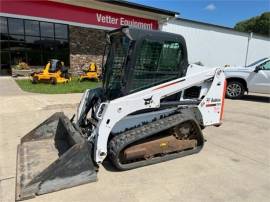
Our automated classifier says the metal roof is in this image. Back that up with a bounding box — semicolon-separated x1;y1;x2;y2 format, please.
105;0;179;16
175;18;270;38
109;26;186;42
176;18;239;32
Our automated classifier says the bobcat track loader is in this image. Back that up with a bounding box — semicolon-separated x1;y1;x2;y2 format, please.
16;27;226;201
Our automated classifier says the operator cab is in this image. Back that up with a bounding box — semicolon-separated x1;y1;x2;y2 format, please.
102;26;189;100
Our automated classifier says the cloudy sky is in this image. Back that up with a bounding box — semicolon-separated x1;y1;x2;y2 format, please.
129;0;269;27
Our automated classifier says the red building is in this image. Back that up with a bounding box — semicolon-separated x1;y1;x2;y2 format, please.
0;0;177;75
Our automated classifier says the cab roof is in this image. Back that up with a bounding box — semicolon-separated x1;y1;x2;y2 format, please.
109;26;186;43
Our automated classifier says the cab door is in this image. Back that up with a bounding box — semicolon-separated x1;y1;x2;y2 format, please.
247;60;270;94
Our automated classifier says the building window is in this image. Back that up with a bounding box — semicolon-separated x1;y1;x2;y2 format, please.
54;39;69;65
10;51;26;66
25;20;40;36
40;22;54;38
0;17;8;33
55;24;68;39
0;51;11;75
25;36;42;66
0;33;9;51
9;35;25;50
0;17;69;75
8;18;24;35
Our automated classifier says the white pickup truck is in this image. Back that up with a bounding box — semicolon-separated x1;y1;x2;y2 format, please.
224;57;270;99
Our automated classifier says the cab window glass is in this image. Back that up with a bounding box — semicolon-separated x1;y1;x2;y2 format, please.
158;42;181;71
130;40;182;92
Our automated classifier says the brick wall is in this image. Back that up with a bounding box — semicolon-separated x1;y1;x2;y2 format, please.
69;26;106;74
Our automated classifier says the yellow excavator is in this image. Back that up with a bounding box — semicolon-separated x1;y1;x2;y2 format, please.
79;62;100;81
31;59;71;84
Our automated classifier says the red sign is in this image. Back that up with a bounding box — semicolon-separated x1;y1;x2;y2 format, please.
0;0;158;30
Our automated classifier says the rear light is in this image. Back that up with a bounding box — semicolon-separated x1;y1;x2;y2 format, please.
220;80;227;121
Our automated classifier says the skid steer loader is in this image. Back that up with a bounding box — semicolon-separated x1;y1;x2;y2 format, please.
16;27;226;201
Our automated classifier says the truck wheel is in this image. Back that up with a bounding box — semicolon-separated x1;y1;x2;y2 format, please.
50;78;57;85
32;76;38;84
226;81;245;99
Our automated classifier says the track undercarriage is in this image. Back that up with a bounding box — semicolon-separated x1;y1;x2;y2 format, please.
108;110;204;170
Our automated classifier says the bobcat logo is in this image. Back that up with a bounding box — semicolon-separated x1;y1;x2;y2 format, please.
144;96;153;105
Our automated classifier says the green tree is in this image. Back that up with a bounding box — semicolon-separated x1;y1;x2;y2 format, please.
234;12;270;36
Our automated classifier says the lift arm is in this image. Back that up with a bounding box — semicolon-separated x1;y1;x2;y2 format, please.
90;67;225;163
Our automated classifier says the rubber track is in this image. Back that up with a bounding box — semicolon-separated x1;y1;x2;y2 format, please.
108;111;204;170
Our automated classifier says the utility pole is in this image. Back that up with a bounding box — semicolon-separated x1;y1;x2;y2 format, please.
245;32;253;66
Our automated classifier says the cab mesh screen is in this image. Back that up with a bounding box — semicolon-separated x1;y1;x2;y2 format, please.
105;35;129;93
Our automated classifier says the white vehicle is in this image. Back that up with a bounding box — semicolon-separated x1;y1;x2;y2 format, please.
15;27;226;201
224;57;270;99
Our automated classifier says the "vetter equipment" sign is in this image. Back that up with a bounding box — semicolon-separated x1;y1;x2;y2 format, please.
1;0;158;30
96;13;155;30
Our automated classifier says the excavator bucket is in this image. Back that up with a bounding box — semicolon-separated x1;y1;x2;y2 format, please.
15;112;97;201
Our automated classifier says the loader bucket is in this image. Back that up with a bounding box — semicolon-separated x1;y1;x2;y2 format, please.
16;112;97;201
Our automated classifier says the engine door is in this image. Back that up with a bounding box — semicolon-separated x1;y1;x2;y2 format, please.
247;60;270;94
